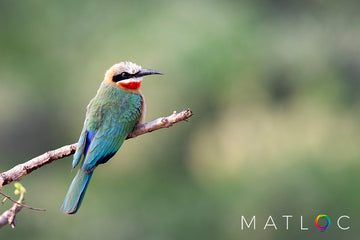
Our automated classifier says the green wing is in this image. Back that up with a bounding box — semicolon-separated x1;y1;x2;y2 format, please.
80;93;142;171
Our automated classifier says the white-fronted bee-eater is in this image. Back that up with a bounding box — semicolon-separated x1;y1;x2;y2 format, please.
61;62;163;214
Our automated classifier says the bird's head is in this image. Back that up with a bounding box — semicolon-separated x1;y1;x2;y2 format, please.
104;61;163;90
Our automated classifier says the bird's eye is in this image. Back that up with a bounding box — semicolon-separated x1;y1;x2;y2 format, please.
112;72;132;82
120;72;130;79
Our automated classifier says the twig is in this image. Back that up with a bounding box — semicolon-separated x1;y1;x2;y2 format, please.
0;109;193;190
0;183;41;229
0;192;45;211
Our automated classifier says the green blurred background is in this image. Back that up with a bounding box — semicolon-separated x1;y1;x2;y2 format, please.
1;0;360;239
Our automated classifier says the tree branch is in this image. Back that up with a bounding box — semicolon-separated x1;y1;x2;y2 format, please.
0;201;22;228
0;109;193;190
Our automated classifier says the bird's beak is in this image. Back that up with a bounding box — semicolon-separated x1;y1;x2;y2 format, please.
135;69;163;78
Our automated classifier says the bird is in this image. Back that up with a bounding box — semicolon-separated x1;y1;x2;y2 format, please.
61;61;163;214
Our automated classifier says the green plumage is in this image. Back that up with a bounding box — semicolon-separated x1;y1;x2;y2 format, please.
61;82;142;214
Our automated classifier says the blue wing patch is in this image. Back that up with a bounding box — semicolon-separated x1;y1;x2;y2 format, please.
84;130;95;155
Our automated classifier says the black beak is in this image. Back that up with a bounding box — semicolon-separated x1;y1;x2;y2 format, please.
134;69;163;78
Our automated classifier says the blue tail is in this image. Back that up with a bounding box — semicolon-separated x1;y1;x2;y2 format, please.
61;169;93;214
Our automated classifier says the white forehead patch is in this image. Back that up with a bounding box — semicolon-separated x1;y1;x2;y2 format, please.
112;61;142;75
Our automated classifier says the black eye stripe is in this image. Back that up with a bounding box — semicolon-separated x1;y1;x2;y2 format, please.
112;72;134;82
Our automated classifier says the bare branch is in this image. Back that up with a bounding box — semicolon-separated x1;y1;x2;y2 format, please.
0;109;193;190
0;144;77;190
0;201;22;228
127;109;193;138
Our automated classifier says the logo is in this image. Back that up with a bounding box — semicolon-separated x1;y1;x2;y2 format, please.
314;214;331;231
241;215;350;231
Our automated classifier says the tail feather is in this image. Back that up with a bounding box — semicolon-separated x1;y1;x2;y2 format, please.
61;169;93;214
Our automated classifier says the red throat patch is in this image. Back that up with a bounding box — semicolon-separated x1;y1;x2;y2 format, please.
117;81;142;90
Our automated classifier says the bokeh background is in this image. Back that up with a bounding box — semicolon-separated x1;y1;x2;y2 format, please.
1;0;360;239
